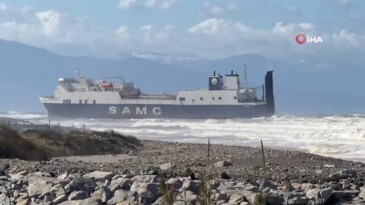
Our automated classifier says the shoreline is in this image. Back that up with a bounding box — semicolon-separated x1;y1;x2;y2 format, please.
1;121;365;204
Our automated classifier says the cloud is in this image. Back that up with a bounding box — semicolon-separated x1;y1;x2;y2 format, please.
0;2;8;11
200;2;238;17
118;0;177;10
36;10;61;37
118;0;138;9
0;4;364;63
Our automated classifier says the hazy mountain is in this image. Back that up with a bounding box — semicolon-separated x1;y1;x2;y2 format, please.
0;39;364;114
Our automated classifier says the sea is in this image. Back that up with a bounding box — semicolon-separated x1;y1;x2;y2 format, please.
1;111;365;162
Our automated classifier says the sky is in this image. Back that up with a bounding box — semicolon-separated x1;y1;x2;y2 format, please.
0;0;364;64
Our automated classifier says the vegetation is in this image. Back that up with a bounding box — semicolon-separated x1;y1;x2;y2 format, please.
0;125;141;160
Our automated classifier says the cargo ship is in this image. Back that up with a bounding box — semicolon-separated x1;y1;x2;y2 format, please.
40;70;274;119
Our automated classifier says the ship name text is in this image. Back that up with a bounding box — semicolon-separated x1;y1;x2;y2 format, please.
108;106;162;115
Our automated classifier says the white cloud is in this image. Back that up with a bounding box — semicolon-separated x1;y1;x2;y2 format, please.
0;2;8;11
273;22;314;35
0;5;364;62
118;0;138;9
36;10;61;37
118;0;177;10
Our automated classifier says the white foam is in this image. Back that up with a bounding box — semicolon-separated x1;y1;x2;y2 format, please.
2;113;365;162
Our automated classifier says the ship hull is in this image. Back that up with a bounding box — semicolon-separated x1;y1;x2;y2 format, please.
42;103;274;119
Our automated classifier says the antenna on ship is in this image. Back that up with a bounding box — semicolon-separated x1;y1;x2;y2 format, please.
244;64;248;89
74;68;81;79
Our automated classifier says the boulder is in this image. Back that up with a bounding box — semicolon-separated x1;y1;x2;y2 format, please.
59;198;102;205
109;178;131;192
333;190;360;201
131;175;158;183
68;191;89;201
259;179;277;191
65;178;97;194
166;178;183;190
0;194;10;205
265;192;285;205
359;189;365;199
228;194;246;204
159;163;173;170
180;180;200;194
53;194;68;204
306;187;333;204
27;177;53;197
83;171;115;182
108;190;131;204
50;184;66;199
214;160;233;168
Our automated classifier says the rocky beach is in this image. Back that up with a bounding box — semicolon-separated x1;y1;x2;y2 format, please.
1;119;365;205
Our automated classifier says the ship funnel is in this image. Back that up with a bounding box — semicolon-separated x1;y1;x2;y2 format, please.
265;71;274;113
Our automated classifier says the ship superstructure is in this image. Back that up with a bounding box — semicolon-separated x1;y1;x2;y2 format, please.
40;70;274;118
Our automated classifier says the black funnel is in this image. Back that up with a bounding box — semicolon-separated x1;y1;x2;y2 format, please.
265;71;274;113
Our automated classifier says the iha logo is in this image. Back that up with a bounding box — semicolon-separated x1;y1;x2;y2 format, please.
295;33;323;45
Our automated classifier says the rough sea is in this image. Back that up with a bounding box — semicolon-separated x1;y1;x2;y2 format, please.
1;111;365;162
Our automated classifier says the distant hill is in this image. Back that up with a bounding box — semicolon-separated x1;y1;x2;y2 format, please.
0;39;364;114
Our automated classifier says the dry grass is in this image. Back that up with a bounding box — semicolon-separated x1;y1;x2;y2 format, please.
0;126;141;160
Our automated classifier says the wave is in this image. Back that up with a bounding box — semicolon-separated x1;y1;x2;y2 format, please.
1;112;365;162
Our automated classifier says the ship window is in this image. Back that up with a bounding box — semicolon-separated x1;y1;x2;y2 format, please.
218;97;222;100
212;97;215;100
63;100;65;104
79;100;82;104
85;100;88;104
192;99;195;102
234;96;237;99
200;97;203;101
93;100;96;104
179;97;185;101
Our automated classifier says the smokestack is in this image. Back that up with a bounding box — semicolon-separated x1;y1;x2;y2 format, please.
265;71;274;113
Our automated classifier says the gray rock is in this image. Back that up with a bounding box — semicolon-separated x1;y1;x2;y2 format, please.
242;191;259;205
287;196;308;205
53;194;68;204
300;183;314;192
0;194;11;205
50;184;66;199
83;171;115;182
175;190;198;205
57;172;69;180
0;185;7;194
166;178;183;190
137;190;157;205
265;192;284;205
101;187;112;203
68;191;89;201
306;187;333;204
215;193;228;201
159;163;173;170
109;178;131;192
340;170;358;178
180;180;200;194
359;189;365;199
59;198;102;205
333;190;360;201
64;178;97;194
214;160;233;168
259;179;277;191
108;190;130;204
228;194;246;204
217;181;235;192
27;177;53;197
131;175;158;183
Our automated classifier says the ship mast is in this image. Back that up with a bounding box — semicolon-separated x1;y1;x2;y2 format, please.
244;64;248;89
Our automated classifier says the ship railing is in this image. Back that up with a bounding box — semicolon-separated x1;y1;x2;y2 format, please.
120;95;176;100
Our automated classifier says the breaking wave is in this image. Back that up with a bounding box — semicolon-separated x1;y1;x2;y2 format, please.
2;113;365;162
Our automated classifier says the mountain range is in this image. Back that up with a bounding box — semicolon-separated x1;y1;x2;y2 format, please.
0;39;364;114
